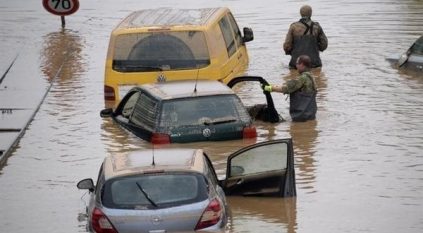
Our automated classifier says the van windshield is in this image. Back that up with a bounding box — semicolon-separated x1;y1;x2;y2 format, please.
112;31;210;72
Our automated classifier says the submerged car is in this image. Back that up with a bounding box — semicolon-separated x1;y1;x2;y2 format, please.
77;139;296;233
104;7;254;102
386;35;423;71
100;79;257;144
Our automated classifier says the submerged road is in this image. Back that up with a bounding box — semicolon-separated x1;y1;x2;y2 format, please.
0;0;422;233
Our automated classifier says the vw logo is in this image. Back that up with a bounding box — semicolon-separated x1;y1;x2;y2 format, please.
150;215;162;225
157;73;166;82
202;128;212;137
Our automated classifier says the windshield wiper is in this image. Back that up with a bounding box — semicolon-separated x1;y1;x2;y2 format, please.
135;182;158;207
203;117;237;125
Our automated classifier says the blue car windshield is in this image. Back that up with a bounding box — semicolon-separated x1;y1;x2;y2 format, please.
158;95;251;129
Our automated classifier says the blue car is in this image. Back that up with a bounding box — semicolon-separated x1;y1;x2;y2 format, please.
100;77;283;144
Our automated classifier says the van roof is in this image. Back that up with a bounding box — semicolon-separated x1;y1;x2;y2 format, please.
139;80;235;100
115;8;227;30
103;148;206;180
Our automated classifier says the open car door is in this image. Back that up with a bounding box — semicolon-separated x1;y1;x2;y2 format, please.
222;139;296;197
227;76;281;123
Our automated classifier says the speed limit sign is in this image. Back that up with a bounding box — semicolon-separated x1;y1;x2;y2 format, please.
43;0;79;16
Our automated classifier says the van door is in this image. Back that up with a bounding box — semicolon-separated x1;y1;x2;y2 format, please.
222;139;296;197
218;13;249;81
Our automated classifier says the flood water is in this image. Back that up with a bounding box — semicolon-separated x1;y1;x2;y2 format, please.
0;0;422;232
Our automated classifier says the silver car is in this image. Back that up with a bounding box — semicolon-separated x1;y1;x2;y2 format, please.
386;35;423;71
77;139;296;233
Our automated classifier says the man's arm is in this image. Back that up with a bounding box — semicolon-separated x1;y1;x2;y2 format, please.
267;78;304;94
281;79;305;94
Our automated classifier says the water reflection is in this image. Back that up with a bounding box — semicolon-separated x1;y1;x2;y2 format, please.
227;196;297;233
100;118;147;155
289;120;318;193
40;28;85;82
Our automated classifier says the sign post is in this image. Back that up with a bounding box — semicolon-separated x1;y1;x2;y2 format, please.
42;0;80;28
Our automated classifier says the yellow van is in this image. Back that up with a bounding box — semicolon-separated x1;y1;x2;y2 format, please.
104;7;254;102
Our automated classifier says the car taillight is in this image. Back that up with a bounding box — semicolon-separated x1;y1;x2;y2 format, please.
243;126;257;138
151;133;170;144
195;199;222;230
91;208;118;233
104;85;115;101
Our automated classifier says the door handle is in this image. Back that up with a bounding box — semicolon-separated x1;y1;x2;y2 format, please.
236;179;244;185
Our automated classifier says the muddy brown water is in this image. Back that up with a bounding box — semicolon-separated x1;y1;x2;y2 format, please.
0;0;422;232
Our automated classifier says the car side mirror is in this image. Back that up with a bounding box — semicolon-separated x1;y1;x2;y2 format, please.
242;27;254;43
77;178;95;192
100;108;113;118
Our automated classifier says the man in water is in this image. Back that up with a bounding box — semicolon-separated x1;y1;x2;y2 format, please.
283;5;328;69
263;55;317;122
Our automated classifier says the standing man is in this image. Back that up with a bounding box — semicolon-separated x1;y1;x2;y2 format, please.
283;5;328;69
263;55;317;122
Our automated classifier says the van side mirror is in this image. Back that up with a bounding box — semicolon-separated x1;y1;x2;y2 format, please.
77;178;95;192
242;27;254;43
100;108;114;118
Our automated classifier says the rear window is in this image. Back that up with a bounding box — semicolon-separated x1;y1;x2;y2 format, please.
158;95;251;130
112;31;210;72
102;173;208;209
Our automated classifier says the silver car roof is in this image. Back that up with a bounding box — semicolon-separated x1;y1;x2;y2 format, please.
103;148;206;180
140;80;235;100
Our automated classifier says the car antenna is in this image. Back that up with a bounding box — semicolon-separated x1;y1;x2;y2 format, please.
152;145;156;166
193;67;200;93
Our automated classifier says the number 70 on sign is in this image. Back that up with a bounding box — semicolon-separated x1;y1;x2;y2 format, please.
42;0;79;16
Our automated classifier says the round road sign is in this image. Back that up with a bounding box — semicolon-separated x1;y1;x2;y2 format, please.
43;0;79;16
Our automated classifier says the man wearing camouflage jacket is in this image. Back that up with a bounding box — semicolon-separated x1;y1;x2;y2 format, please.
263;55;317;122
283;5;328;69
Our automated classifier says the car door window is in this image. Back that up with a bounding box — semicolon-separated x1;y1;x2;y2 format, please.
224;139;296;197
227;13;243;49
130;93;159;130
120;91;140;119
229;143;287;177
411;36;423;55
202;152;219;185
95;164;105;199
219;15;236;57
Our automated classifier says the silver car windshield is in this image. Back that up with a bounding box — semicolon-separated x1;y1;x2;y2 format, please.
112;31;210;72
102;173;208;209
158;95;251;129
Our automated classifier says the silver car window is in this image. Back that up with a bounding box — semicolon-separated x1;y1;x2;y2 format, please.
102;173;208;209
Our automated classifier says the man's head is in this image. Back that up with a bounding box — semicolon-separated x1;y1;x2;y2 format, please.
300;5;312;18
296;55;311;72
